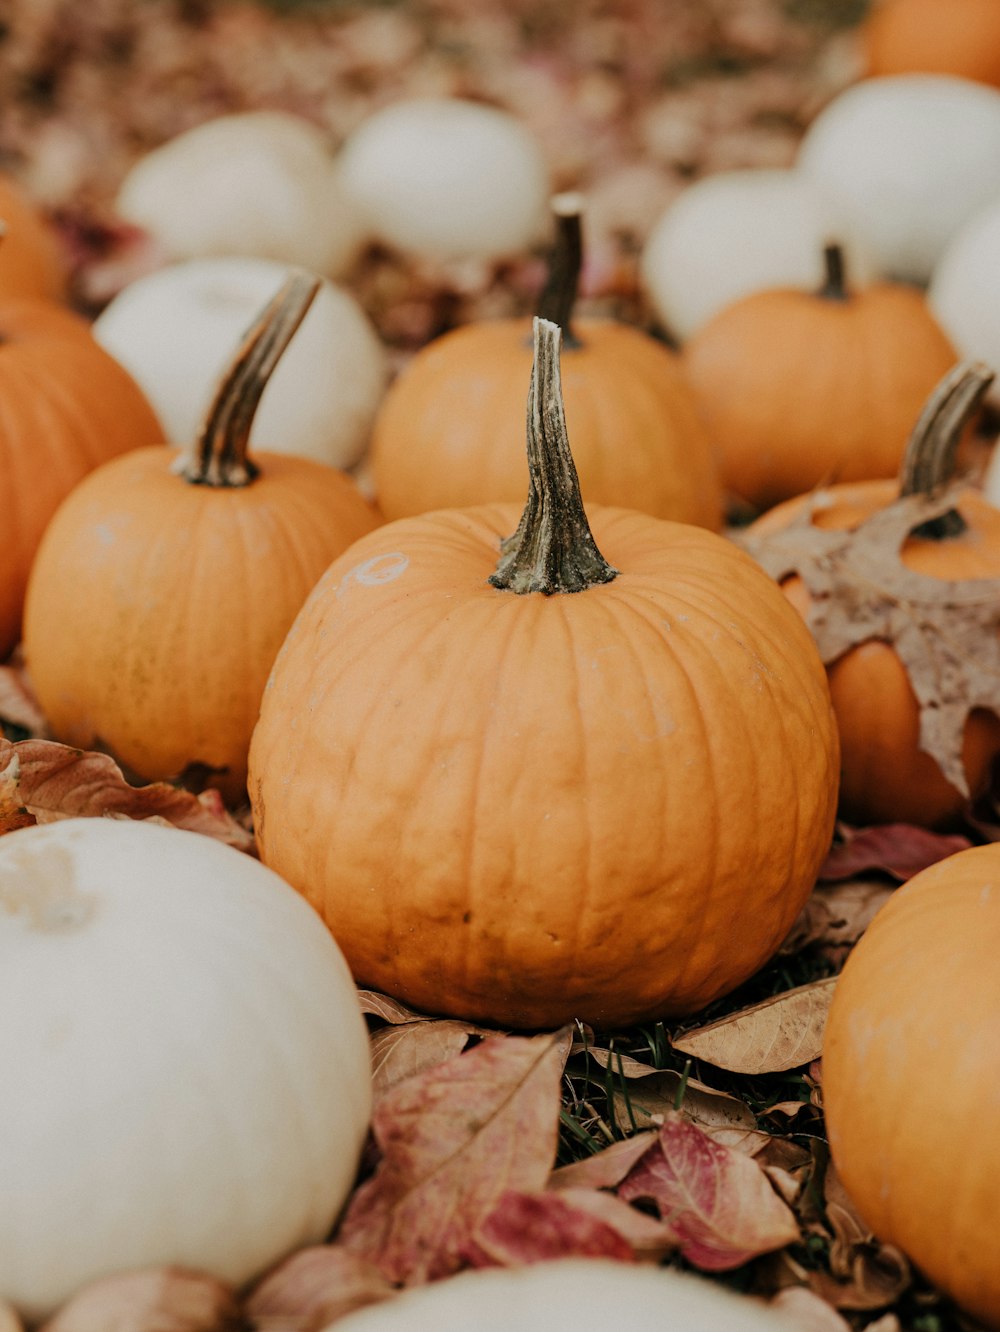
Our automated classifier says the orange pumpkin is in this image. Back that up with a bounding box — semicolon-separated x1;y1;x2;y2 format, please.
248;317;838;1029
0;299;163;660
24;273;379;802
371;195;721;530
745;363;1000;828
864;0;1000;87
0;175;67;302
823;842;1000;1329
682;246;958;514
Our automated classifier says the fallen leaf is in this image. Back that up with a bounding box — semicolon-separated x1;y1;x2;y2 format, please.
357;990;441;1024
781;879;895;955
819;823;970;882
371;1021;479;1095
575;1048;755;1136
805;1162;912;1311
549;1131;658;1190
770;1286;852;1331
548;1186;679;1260
461;1188;635;1268
244;1246;393;1331
0;662;48;737
39;1268;237;1331
672;977;837;1074
337;1030;570;1284
617;1113;800;1270
0;752;34;835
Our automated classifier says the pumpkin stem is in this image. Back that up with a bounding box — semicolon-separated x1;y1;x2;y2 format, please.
177;270;321;487
490;317;618;595
898;361;994;539
818;244;849;302
535;192;584;348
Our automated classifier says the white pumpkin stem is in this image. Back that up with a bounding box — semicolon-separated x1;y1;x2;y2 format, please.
490;317;618;595
818;243;849;302
899;361;994;539
535;192;584;347
179;270;320;487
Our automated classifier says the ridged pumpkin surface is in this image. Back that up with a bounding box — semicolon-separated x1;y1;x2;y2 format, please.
823;844;1000;1328
371;318;722;529
249;505;838;1029
0;299;163;659
751;479;1000;827
0;176;66;302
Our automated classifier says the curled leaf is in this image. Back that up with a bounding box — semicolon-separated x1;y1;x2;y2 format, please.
819;823;970;882
38;1268;237;1331
549;1132;658;1191
461;1188;635;1268
671;977;837;1074
781;879;894;956
0;662;48;737
371;1020;480;1095
244;1246;393;1331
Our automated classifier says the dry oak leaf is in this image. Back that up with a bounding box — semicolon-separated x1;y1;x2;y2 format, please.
740;487;1000;796
38;1267;238;1331
617;1112;800;1271
671;976;837;1075
460;1188;635;1268
336;1029;571;1285
243;1246;393;1331
819;822;971;883
0;739;254;852
780;878;895;956
0;662;48;737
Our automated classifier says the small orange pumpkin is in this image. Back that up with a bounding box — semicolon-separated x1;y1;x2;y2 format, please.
0;299;163;660
863;0;1000;88
682;246;959;514
371;195;721;530
24;273;379;802
0;175;67;302
248;317;838;1029
745;363;1000;828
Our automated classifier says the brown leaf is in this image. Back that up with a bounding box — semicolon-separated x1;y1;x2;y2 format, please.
461;1188;636;1268
672;977;837;1074
740;487;1000;796
549;1132;658;1191
577;1048;755;1136
357;990;441;1024
617;1113;800;1270
371;1021;479;1095
0;751;34;835
337;1030;570;1284
0;662;48;737
781;879;895;956
549;1187;679;1260
244;1246;393;1331
819;823;971;882
770;1287;852;1331
806;1163;912;1311
39;1268;238;1331
0;739;254;851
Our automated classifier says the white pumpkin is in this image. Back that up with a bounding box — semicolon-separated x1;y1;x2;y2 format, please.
93;256;387;469
334;1260;795;1331
640;168;878;342
115;111;367;278
338;97;550;261
797;74;1000;283
929;196;1000;414
0;817;372;1321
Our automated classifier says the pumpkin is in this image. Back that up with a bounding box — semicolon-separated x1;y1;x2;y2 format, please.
682;245;958;512
335;1259;793;1331
929;196;1000;415
93;255;387;469
797;74;1000;283
248;317;838;1030
863;0;1000;87
639;168;878;343
0;174;66;302
0;816;372;1321
338;96;550;261
745;363;1000;828
114;110;367;278
371;195;722;528
24;272;379;803
0;298;163;661
823;842;1000;1329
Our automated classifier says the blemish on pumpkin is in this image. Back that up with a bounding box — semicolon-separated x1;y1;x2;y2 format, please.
462;911;472;923
0;842;97;933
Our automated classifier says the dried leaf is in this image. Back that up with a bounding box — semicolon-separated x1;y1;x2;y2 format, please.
357;990;440;1024
549;1186;679;1260
781;879;894;955
337;1030;570;1284
371;1021;479;1095
671;977;837;1074
617;1113;800;1270
549;1132;658;1190
0;663;48;737
0;752;34;835
244;1246;393;1331
740;487;1000;796
576;1047;755;1137
461;1188;636;1268
819;823;971;882
770;1287;852;1331
39;1268;238;1331
807;1163;912;1311
0;739;254;851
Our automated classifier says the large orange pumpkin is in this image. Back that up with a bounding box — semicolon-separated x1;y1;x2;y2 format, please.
0;299;163;660
248;318;838;1030
682;246;958;513
0;175;67;301
745;362;1000;828
370;196;721;530
863;0;1000;87
24;273;379;802
823;842;1000;1329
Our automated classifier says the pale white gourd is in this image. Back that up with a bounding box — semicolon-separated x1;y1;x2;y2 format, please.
0;818;372;1321
93;256;387;468
640;168;878;342
115;111;367;278
338;97;550;261
929;196;1000;415
797;74;1000;283
335;1260;796;1331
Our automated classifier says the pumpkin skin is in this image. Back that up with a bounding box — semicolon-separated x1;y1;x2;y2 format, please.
823;843;1000;1329
0;175;66;302
0;299;163;660
0;817;372;1321
683;267;958;512
750;479;1000;827
372;317;722;528
864;0;1000;88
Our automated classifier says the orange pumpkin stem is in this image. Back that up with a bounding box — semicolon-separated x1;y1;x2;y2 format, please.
178;270;321;488
818;243;849;302
899;360;994;538
535;192;584;347
490;316;618;595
